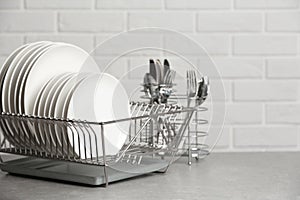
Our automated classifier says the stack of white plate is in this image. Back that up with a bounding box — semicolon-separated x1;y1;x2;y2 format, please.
0;41;130;158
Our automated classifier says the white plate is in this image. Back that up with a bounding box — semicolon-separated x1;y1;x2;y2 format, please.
2;42;47;114
66;73;130;158
30;75;58;147
34;73;72;117
0;43;29;146
48;73;76;119
43;73;74;118
45;73;74;149
18;43;61;114
24;43;100;115
13;42;54;114
33;76;60;117
31;74;61;148
0;43;29;112
1;42;47;148
6;42;51;148
36;73;73;148
7;42;51;114
50;73;89;155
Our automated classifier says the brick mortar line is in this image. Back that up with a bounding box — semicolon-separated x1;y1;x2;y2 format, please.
298;36;300;55
125;11;129;31
262;103;266;125
228;127;233;150
92;0;96;10
193;12;197;34
54;11;58;33
20;0;25;10
162;0;166;10
234;8;300;11
231;0;235;10
230;35;234;56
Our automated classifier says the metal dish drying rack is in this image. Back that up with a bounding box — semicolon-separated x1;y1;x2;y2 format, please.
0;95;208;187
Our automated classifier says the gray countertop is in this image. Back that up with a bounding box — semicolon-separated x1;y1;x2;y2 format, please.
0;152;299;200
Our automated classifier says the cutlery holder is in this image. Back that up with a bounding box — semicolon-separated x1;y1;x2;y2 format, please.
0;101;208;186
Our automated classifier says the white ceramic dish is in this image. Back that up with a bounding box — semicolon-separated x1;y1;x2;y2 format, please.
1;42;47;148
66;73;130;158
18;43;61;114
43;73;74;118
45;73;74;148
0;44;29;111
6;42;53;149
2;42;43;113
56;73;89;120
30;75;58;146
48;73;76;119
0;43;29;146
8;42;51;114
33;76;59;117
24;43;100;115
13;42;54;114
50;73;89;155
36;73;73;147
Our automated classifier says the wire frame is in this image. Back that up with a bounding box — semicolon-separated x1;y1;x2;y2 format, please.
0;102;208;166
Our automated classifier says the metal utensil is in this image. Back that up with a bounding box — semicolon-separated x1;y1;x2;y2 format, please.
144;73;155;98
197;77;204;98
149;59;157;81
148;74;159;103
163;70;176;85
163;69;171;84
187;70;197;107
169;70;176;84
202;76;209;98
156;59;163;84
163;59;170;81
196;76;209;105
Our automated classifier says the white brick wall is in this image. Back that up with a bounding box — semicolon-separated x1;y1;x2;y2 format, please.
234;127;298;148
186;35;230;55
266;12;300;32
0;35;24;55
25;34;94;52
197;12;263;32
266;104;300;124
0;0;22;9
213;58;264;78
165;0;231;10
233;35;298;55
129;12;195;32
25;0;93;9
58;12;125;32
0;0;299;152
97;0;164;9
0;11;55;32
235;0;299;9
267;58;300;78
234;80;298;101
226;103;263;124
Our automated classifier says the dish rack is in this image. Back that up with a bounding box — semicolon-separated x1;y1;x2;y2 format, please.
0;100;208;186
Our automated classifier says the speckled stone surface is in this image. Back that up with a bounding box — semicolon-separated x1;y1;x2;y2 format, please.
0;152;299;200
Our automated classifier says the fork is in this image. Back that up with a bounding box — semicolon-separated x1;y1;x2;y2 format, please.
163;69;176;85
187;70;197;107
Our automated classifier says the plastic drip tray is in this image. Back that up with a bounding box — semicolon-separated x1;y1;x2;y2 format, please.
0;157;169;186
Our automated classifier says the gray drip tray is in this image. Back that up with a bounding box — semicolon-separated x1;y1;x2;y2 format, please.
0;157;169;186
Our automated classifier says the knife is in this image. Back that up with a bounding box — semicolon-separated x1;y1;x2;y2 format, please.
149;59;157;81
156;59;163;84
163;59;170;83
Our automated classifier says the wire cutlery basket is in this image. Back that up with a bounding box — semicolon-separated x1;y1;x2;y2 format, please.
0;101;208;186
